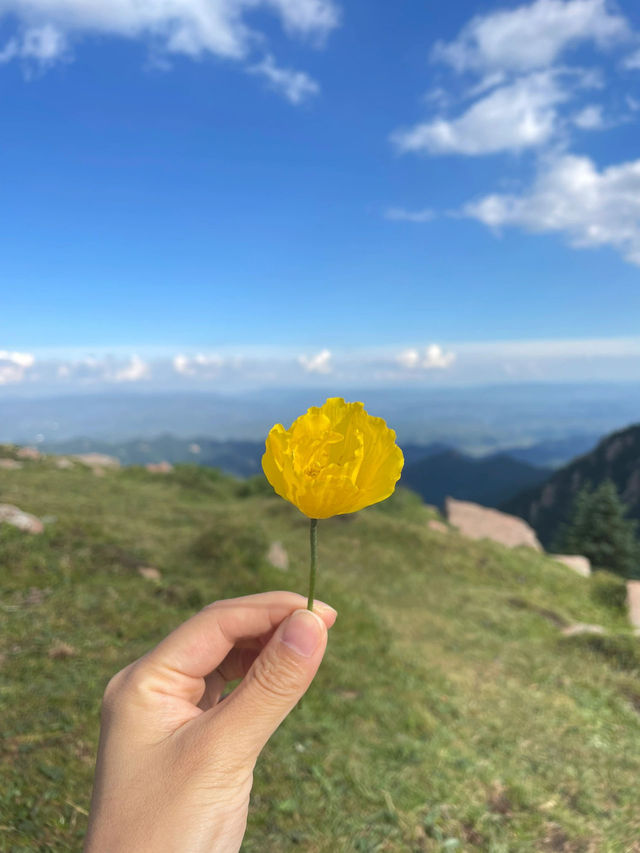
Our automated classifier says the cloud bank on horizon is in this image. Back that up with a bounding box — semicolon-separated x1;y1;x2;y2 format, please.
2;339;640;393
391;0;640;266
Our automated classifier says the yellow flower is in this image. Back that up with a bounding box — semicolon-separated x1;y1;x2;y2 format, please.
262;397;404;519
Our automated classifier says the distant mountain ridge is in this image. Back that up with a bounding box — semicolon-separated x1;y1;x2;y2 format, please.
42;435;265;478
503;424;640;548
401;449;549;509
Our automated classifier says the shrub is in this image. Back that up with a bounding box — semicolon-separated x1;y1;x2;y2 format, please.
236;474;277;499
555;480;640;579
590;570;628;612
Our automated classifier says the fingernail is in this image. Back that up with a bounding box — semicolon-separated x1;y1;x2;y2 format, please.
313;600;338;618
281;609;324;657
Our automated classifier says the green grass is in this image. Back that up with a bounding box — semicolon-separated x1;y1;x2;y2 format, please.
1;459;640;851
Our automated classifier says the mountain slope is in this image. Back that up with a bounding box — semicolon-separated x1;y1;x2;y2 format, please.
401;449;549;508
503;423;640;548
1;453;639;849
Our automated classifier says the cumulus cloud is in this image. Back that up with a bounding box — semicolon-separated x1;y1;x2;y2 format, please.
432;0;629;74
385;207;435;223
393;71;569;156
0;350;35;384
0;0;338;99
298;348;332;374
173;353;225;377
392;0;631;159
464;153;640;265
623;48;640;70
397;345;456;370
572;104;604;128
113;354;150;382
248;54;319;103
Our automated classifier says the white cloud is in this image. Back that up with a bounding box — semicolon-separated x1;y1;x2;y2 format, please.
298;348;332;373
0;23;66;64
397;345;456;370
248;54;319;104
0;0;338;96
0;350;35;384
173;353;224;376
393;71;568;156
623;48;640;70
464;153;640;265
572;104;604;128
385;207;435;223
433;0;629;74
113;354;149;382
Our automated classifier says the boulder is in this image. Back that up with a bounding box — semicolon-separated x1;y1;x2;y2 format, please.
146;461;174;473
267;541;289;571
446;498;542;551
16;446;41;460
550;555;591;577
73;453;120;469
138;566;162;581
0;459;23;470
627;581;640;629
428;519;449;534
55;458;74;470
561;623;605;637
0;504;44;534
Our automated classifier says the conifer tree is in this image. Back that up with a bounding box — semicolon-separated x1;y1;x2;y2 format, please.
557;480;640;579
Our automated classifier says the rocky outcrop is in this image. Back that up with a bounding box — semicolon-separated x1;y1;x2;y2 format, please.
146;461;174;473
0;504;44;534
627;581;640;629
550;555;591;577
446;498;542;551
428;519;449;534
16;447;41;460
267;541;289;571
0;459;23;470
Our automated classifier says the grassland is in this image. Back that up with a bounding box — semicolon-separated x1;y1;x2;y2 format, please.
1;452;640;851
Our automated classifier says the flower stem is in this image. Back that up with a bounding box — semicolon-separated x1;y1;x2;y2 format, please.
307;518;318;611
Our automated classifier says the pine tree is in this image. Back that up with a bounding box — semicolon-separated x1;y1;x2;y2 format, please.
557;480;640;579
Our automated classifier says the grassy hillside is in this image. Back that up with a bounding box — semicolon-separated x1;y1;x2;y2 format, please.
2;453;640;851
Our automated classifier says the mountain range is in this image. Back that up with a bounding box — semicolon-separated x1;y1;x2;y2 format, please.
503;424;640;548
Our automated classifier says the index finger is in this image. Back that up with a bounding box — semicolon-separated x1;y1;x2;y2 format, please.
143;591;337;679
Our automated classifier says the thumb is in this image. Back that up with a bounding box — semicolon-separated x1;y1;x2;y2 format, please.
213;608;329;761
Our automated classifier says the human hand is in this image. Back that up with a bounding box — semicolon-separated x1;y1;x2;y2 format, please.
84;591;337;853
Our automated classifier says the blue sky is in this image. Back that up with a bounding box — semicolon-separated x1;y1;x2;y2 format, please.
1;0;640;391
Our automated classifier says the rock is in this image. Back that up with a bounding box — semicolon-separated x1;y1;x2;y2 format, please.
73;453;120;469
627;581;640;629
138;566;162;581
428;519;449;534
561;623;606;636
0;504;44;534
16;446;41;460
446;498;543;551
48;641;76;659
267;541;289;571
550;555;591;577
189;443;201;454
24;587;49;605
0;459;23;470
146;461;174;473
55;458;74;469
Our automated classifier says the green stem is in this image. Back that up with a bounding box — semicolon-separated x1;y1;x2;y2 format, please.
307;518;318;611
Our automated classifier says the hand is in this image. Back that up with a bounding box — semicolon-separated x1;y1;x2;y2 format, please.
84;591;337;853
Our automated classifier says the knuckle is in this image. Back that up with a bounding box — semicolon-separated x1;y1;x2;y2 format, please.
101;662;136;711
250;651;304;702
